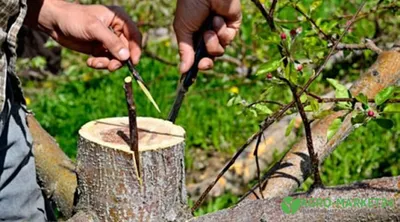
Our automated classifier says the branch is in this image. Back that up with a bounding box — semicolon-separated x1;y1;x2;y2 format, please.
242;49;400;200
293;5;332;42
191;176;400;222
251;0;275;31
336;39;383;54
27;114;77;218
287;82;322;187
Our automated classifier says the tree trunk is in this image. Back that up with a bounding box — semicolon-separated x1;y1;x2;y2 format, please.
74;117;190;222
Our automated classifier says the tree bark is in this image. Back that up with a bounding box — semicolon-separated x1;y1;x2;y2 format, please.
193;176;400;222
74;117;190;222
28;114;77;218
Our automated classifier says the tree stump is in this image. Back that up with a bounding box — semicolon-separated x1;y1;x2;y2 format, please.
75;117;190;222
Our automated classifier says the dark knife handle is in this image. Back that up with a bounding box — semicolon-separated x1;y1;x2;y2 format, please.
181;16;214;89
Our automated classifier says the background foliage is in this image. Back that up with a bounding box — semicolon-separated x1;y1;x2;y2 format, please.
20;0;400;215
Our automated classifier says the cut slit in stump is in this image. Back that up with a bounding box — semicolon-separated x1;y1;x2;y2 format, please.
76;117;190;221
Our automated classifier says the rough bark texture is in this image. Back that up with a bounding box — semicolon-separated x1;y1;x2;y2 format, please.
193;176;400;222
74;117;190;222
244;50;400;199
27;114;77;218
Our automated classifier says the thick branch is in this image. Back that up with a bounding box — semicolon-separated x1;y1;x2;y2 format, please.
28;114;77;218
192;176;400;222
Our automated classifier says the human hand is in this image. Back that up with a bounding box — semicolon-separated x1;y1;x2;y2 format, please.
173;0;241;73
27;1;141;71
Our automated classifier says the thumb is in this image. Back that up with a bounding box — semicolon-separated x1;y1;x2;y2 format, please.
88;21;130;61
177;32;195;74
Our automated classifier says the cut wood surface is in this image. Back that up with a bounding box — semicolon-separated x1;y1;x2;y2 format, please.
74;117;190;222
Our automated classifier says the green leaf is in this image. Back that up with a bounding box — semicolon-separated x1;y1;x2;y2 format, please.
300;94;308;103
227;96;242;106
355;93;368;106
285;118;296;137
383;104;400;113
253;104;273;115
327;118;342;141
351;113;366;125
374;86;395;105
313;109;335;119
304;105;313;111
310;0;322;12
310;98;320;112
374;118;394;129
327;78;351;109
256;60;282;75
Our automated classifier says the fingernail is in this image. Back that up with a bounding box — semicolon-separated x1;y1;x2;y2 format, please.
118;48;130;60
179;61;186;73
112;63;122;70
96;63;104;68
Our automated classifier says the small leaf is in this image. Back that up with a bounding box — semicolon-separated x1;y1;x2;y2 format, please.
300;94;308;103
304;105;313;111
313;109;335;119
327;118;342;141
253;104;273;114
285;118;296;137
310;98;320;112
310;0;322;12
327;78;351;109
355;93;368;106
227;96;242;106
351;113;366;125
374;118;394;129
383;104;400;113
375;86;395;105
256;60;282;75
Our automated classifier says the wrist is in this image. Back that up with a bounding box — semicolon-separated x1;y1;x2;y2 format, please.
25;0;66;34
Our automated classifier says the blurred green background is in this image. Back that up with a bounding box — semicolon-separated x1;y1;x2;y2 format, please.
19;0;400;216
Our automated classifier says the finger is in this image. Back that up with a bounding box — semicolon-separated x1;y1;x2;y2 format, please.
198;57;214;70
212;0;242;29
87;20;130;61
204;30;224;56
176;30;195;74
86;57;111;69
120;14;142;65
108;59;123;71
213;16;236;47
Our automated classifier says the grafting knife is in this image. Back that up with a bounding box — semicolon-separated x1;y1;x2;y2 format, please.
126;60;161;113
168;17;213;123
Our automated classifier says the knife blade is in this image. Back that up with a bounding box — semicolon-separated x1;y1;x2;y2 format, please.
168;16;213;123
126;60;161;113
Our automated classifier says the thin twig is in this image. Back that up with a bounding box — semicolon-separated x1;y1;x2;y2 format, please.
124;76;141;179
254;132;265;199
251;0;275;31
301;1;366;94
336;39;383;54
269;0;278;19
286;79;322;187
247;100;284;108
293;4;333;42
318;98;400;103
